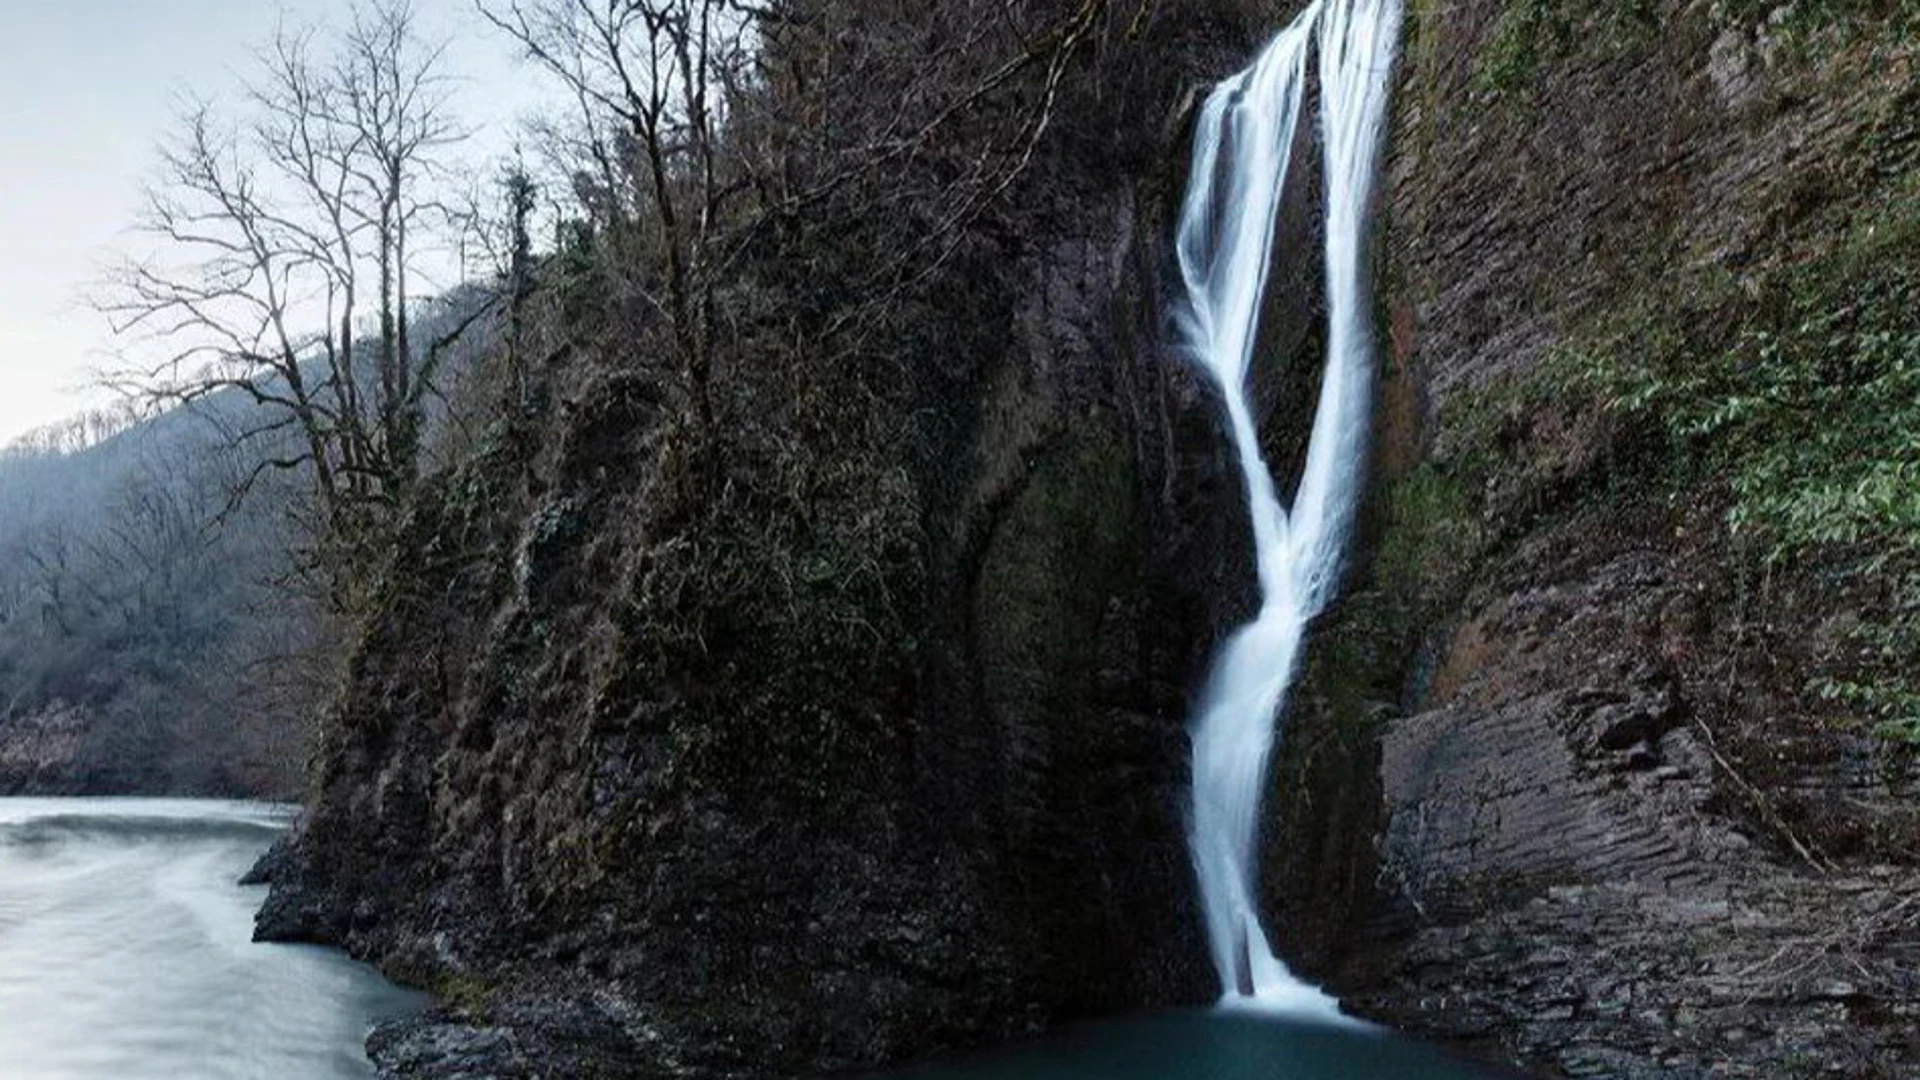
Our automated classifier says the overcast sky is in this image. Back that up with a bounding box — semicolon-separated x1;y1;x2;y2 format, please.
0;0;550;447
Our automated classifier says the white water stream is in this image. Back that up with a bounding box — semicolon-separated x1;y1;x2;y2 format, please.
1175;0;1402;1015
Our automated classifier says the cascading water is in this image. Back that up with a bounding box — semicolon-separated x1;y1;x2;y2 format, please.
1175;0;1402;1015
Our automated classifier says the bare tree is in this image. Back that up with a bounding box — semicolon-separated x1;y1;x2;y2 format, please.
98;0;471;597
481;0;1119;369
19;521;83;639
335;2;469;481
480;0;769;433
0;401;155;462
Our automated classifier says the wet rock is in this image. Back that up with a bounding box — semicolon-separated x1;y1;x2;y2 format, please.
237;835;293;887
1313;1;1920;1073
1594;704;1661;751
1623;740;1661;771
366;1018;521;1080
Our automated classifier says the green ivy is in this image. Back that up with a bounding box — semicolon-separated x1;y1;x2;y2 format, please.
1574;190;1920;742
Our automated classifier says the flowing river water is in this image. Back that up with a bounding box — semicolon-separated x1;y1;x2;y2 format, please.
0;798;424;1079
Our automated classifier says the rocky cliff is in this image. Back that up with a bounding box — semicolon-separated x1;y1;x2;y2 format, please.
1288;2;1920;1076
257;1;1920;1077
257;3;1291;1075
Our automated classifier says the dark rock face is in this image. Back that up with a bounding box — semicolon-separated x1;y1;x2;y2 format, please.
257;4;1317;1077
1280;3;1920;1076
1337;509;1920;1077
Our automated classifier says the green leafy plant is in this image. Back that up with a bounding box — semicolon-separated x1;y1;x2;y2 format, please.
1712;0;1920;41
1574;192;1920;741
1473;0;1658;99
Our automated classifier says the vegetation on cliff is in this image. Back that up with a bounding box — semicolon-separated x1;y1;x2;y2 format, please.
1574;178;1920;743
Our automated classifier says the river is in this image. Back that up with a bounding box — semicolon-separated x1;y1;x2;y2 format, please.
0;798;424;1079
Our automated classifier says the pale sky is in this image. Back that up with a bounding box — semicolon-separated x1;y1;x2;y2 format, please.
0;0;551;447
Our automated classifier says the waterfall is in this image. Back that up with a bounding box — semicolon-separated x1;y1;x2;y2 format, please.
1174;0;1402;1015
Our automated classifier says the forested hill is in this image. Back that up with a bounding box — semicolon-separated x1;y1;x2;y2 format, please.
0;396;312;795
0;291;493;798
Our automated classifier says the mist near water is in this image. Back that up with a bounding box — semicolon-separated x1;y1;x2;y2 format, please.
0;799;424;1079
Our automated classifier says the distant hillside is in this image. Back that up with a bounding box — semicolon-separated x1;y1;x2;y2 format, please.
0;389;316;795
0;292;494;797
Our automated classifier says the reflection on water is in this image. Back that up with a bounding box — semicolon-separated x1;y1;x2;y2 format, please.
865;1010;1527;1080
0;798;425;1079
